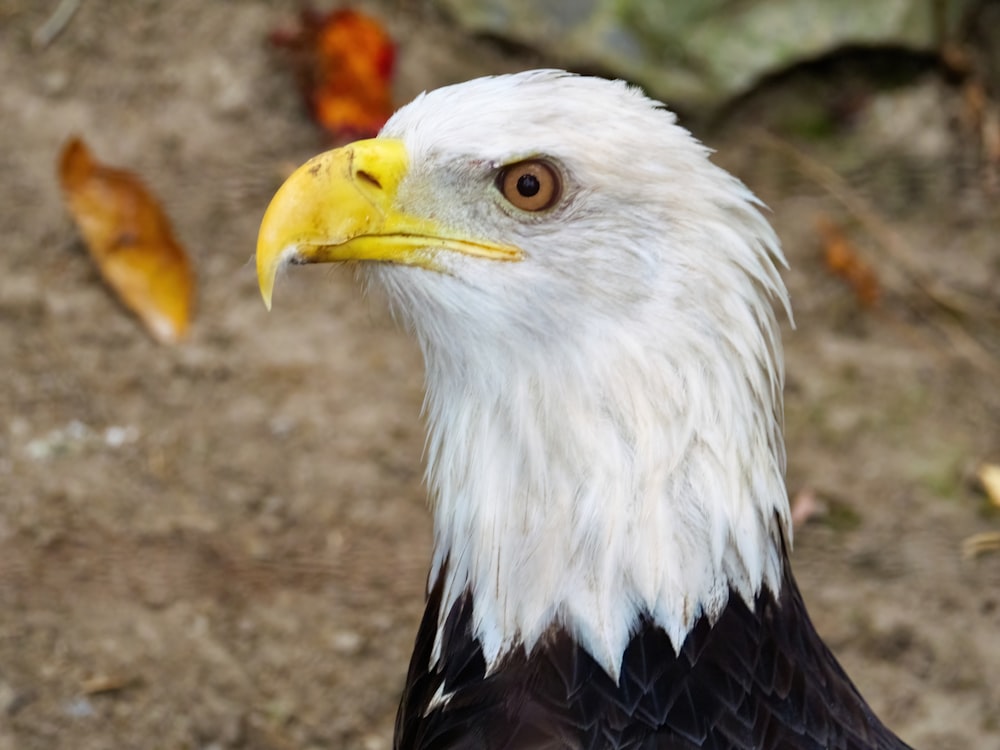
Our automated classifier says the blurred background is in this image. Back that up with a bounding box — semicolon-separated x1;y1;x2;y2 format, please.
1;1;998;748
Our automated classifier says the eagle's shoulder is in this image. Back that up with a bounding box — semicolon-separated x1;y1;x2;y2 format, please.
395;559;911;750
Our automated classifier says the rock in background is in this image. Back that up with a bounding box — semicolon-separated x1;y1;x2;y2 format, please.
435;0;978;109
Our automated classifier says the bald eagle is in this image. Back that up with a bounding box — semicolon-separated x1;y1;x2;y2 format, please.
256;71;912;750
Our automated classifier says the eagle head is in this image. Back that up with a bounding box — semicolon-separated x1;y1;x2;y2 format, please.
257;70;792;678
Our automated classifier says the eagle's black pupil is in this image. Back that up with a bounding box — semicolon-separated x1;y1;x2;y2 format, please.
517;173;541;197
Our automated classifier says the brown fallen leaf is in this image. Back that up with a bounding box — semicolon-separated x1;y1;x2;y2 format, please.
58;137;194;344
816;215;880;308
270;7;395;141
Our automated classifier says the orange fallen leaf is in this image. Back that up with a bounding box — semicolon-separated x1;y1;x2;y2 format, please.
58;137;194;344
817;215;880;308
271;7;395;141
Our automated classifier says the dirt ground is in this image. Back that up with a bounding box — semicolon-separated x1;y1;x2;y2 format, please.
1;2;999;749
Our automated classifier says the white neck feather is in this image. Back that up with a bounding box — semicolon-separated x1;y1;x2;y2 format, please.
422;320;787;679
375;209;790;680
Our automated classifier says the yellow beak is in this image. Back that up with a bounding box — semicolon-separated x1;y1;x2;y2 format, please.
256;138;522;309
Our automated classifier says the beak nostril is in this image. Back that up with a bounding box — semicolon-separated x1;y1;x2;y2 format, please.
356;170;382;190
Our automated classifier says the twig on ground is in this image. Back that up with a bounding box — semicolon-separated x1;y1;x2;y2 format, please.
962;531;1000;559
33;0;81;50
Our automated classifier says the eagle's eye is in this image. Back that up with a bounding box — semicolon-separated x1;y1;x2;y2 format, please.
498;160;561;212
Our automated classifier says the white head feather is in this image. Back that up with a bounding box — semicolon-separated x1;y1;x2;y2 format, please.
368;71;792;679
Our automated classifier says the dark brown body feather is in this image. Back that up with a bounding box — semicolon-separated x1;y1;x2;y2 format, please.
395;555;911;750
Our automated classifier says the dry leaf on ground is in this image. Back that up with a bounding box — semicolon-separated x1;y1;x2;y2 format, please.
977;463;1000;508
817;215;880;308
58;137;195;344
961;464;1000;559
270;7;395;141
